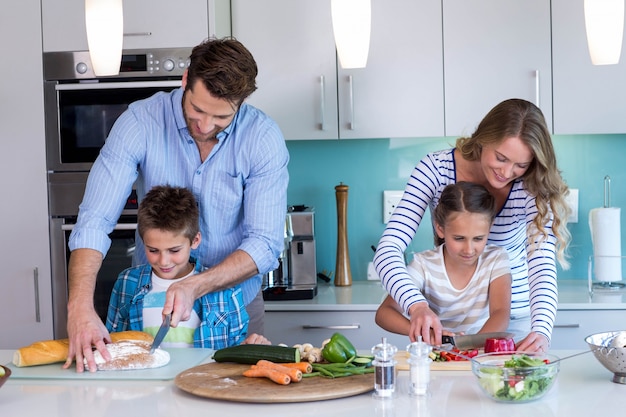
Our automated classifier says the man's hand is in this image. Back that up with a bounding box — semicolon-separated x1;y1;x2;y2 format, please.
515;332;550;352
408;302;443;345
64;306;111;373
163;274;200;327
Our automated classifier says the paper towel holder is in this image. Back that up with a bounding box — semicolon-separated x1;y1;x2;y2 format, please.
588;255;626;296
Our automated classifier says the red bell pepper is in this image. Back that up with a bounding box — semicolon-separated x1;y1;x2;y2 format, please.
484;337;515;353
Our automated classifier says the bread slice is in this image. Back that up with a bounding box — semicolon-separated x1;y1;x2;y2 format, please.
12;330;154;367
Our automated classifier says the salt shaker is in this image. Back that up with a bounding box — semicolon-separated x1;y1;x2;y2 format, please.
406;336;432;396
371;337;398;398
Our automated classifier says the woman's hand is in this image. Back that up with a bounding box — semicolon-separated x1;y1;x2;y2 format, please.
515;332;550;352
408;302;443;345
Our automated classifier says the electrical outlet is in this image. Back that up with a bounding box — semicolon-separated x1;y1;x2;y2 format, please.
565;189;578;223
383;190;403;224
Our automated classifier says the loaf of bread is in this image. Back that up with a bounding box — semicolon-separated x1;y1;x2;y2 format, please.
12;330;154;367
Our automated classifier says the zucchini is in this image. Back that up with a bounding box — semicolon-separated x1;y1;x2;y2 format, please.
212;344;300;364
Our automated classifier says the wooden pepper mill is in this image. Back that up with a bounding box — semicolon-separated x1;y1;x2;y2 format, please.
334;182;352;286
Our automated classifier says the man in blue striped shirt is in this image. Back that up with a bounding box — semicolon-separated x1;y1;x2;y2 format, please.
65;38;289;372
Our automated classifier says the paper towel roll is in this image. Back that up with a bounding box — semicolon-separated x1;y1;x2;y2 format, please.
589;207;622;282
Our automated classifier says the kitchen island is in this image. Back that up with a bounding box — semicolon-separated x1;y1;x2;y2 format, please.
1;349;625;416
264;280;626;349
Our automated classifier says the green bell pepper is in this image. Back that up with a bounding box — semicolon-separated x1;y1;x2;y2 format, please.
322;333;357;363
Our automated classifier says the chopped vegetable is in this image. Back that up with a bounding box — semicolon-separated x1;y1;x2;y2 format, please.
484;337;515;353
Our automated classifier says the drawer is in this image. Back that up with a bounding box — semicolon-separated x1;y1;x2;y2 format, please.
552;310;626;349
264;310;410;350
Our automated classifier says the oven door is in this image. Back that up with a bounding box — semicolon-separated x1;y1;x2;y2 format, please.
44;79;181;172
50;219;137;339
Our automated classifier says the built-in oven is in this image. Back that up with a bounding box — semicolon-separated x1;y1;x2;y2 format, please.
44;48;191;338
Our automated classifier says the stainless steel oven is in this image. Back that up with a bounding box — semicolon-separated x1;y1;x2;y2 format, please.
44;48;191;338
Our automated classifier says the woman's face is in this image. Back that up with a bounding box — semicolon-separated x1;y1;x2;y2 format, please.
480;136;533;190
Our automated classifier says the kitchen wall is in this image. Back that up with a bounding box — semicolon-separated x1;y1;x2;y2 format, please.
286;134;626;282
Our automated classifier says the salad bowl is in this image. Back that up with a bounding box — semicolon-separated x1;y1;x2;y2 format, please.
471;352;559;403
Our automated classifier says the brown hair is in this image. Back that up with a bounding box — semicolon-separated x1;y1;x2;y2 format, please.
433;182;497;246
137;185;199;242
455;98;571;269
185;37;258;107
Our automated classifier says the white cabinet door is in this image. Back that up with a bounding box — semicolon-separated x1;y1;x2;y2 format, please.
232;0;444;140
0;1;54;348
552;0;626;134
443;0;552;137
42;0;213;52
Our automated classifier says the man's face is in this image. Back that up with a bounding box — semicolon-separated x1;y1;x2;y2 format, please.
182;79;237;143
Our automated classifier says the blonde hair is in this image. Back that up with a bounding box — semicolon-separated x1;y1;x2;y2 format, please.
456;98;571;269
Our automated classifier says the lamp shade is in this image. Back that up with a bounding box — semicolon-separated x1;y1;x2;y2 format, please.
584;0;625;65
85;0;124;76
331;0;371;69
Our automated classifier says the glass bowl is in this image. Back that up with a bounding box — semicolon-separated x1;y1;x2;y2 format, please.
471;352;559;403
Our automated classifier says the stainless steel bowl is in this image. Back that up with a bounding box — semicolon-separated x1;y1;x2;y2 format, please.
585;331;626;384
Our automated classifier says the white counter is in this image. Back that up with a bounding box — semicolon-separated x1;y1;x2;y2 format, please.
265;279;626;311
2;349;625;416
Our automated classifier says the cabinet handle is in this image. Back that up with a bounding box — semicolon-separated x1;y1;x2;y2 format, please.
319;75;326;131
534;69;540;108
348;75;355;130
33;267;41;323
123;32;152;37
302;324;360;330
554;324;580;328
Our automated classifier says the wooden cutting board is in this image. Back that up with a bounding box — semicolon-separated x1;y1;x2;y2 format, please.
395;351;472;371
175;362;374;403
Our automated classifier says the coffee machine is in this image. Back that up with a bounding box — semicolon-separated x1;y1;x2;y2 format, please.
263;206;317;300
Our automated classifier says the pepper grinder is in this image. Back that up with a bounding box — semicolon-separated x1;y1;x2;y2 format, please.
334;183;352;286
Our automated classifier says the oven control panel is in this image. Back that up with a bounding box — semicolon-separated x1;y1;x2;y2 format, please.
44;48;192;81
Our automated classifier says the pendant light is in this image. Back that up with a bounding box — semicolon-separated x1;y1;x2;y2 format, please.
584;0;625;65
85;0;124;76
331;0;372;69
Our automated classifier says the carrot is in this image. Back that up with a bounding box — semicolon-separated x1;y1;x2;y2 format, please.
251;363;302;382
276;361;313;374
243;367;291;385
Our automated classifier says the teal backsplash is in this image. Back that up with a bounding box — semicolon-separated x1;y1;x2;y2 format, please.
286;135;626;282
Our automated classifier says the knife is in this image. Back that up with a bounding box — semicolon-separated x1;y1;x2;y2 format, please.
441;331;514;350
149;313;171;354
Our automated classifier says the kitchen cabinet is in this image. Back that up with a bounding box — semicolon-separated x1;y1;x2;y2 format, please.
551;309;626;350
264;311;409;350
231;0;444;140
552;0;626;134
41;0;231;52
0;0;54;348
442;0;553;136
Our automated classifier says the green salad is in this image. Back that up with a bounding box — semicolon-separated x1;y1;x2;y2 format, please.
478;354;556;402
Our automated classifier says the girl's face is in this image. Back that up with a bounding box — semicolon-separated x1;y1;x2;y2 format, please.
143;229;201;279
436;211;492;267
480;136;533;189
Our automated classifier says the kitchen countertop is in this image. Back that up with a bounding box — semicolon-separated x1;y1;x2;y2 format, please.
2;348;625;416
265;279;626;311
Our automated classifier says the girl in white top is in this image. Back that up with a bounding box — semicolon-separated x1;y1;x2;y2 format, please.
375;182;512;338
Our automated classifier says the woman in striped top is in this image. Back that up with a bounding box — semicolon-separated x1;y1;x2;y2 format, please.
374;98;571;353
375;182;512;338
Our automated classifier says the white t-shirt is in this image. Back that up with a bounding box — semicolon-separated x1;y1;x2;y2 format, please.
407;244;510;334
142;271;201;348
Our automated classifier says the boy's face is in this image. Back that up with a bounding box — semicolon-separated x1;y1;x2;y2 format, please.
142;229;201;279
